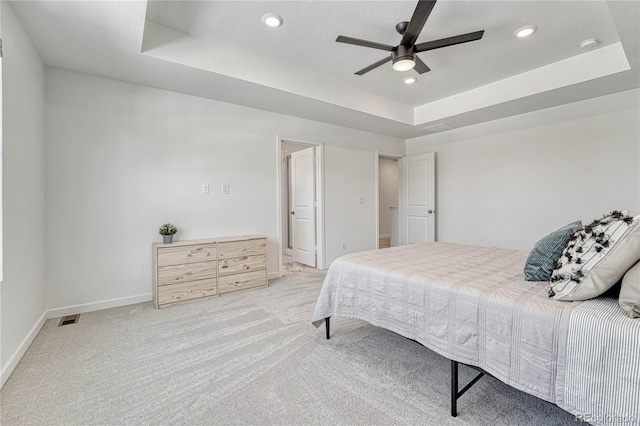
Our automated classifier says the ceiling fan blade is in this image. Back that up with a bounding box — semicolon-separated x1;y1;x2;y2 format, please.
355;56;392;75
401;0;437;47
415;30;485;52
414;56;431;74
336;36;394;51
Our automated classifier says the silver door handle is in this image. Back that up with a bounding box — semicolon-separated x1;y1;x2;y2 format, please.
290;211;295;215
428;210;434;214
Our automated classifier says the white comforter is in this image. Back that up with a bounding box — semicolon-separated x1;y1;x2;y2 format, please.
312;242;639;425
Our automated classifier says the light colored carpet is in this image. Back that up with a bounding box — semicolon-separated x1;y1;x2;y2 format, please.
1;270;576;426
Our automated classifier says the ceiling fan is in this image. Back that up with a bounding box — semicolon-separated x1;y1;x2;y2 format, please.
336;0;485;75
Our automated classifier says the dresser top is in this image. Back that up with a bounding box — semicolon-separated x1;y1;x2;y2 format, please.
153;235;266;248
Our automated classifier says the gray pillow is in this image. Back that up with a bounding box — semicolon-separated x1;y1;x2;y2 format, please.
524;221;582;281
620;261;640;318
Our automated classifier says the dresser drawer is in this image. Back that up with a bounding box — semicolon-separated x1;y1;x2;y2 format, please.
218;270;267;294
218;239;266;259
157;278;217;307
157;244;217;267
219;254;266;277
157;261;217;286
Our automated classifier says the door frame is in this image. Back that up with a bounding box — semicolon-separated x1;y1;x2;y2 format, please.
276;135;326;277
375;151;403;249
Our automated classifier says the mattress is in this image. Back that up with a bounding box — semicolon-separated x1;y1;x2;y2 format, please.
311;242;640;424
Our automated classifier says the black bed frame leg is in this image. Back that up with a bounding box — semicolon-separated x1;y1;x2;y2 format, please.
450;359;485;417
451;360;458;417
325;317;330;339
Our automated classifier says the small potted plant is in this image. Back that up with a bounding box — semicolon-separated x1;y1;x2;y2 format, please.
159;223;177;244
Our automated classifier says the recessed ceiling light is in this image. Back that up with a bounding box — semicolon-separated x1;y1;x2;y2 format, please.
403;76;417;85
514;25;537;38
579;38;600;49
261;13;283;28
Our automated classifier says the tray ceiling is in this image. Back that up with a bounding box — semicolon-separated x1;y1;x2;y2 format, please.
10;1;640;138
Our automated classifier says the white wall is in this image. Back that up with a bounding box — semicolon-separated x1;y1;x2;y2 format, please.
44;68;404;311
406;89;640;250
378;157;399;237
0;3;46;384
325;146;378;257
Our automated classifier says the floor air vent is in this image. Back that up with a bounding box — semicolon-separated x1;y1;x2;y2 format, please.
58;314;80;326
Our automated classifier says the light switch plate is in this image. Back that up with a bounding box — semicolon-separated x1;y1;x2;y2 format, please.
222;183;229;194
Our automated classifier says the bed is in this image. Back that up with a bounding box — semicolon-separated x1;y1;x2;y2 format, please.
311;242;640;425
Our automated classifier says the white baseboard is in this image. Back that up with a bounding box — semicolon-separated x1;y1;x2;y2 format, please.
46;293;153;319
1;311;47;387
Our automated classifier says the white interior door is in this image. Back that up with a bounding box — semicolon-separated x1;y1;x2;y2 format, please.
400;152;435;245
291;147;316;267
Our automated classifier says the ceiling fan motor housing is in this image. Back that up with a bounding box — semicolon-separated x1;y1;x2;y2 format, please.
393;44;416;64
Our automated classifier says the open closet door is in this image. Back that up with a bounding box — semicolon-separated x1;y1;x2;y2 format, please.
291;147;316;267
399;152;435;245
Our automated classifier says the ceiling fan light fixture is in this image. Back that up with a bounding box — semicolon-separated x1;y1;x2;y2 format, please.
392;45;416;72
403;76;417;84
514;25;537;38
392;58;416;72
261;13;283;28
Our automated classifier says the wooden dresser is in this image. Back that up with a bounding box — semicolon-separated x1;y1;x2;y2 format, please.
153;235;267;308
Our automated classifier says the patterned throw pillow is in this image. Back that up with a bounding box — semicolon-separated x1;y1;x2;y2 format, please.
550;211;640;301
524;221;582;281
619;261;640;318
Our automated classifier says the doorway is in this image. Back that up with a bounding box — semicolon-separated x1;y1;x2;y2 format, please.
376;152;436;248
277;137;325;277
376;155;401;249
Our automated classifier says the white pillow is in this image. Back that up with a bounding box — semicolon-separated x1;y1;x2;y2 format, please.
550;211;640;301
620;261;640;318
